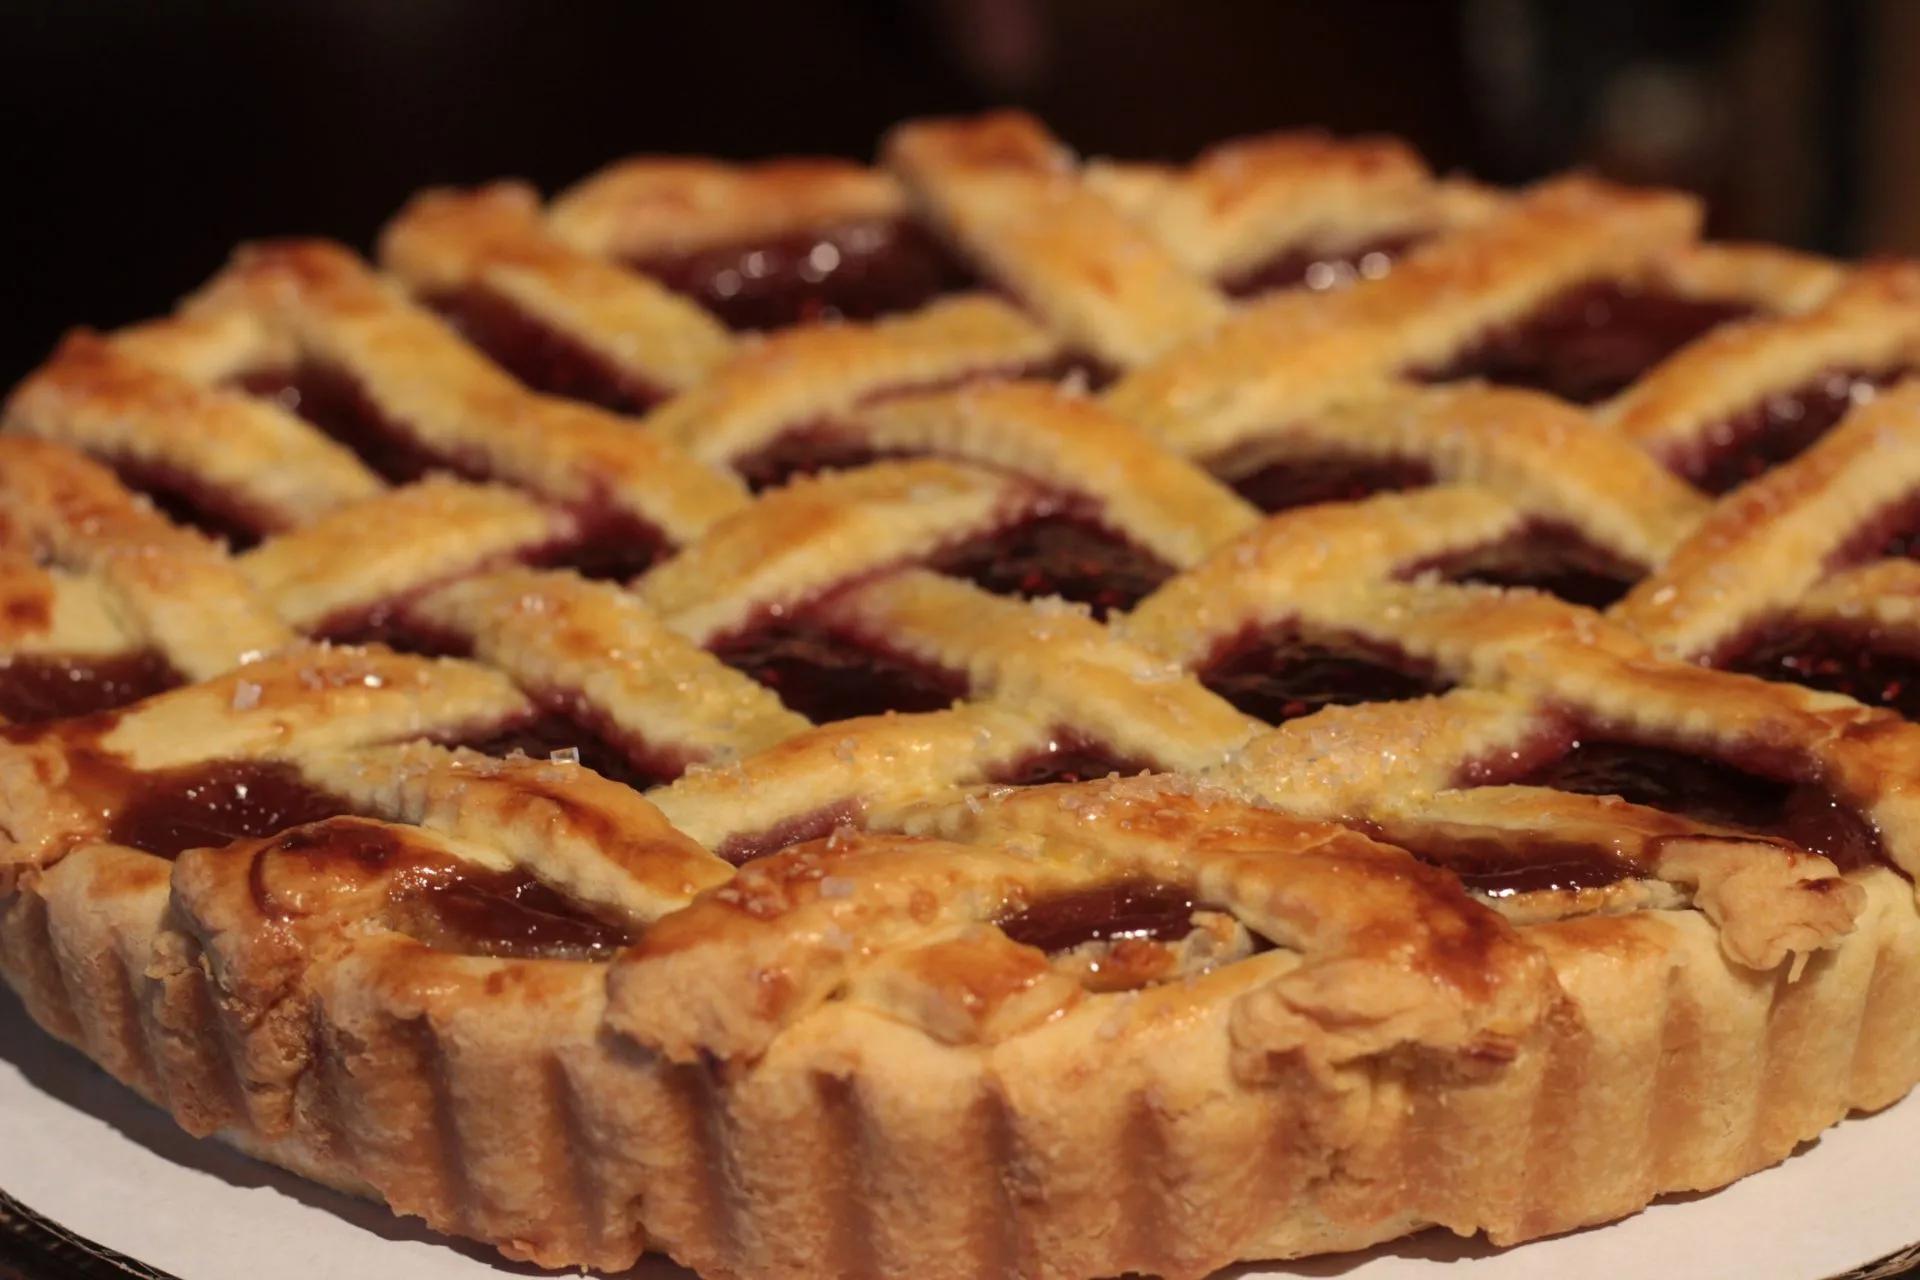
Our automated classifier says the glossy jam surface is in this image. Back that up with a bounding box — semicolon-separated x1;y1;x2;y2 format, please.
456;706;683;792
1419;283;1755;404
712;615;968;722
1677;368;1900;495
715;803;858;867
0;651;181;725
430;286;661;415
234;366;455;484
398;868;639;961
1834;491;1920;565
1223;452;1436;515
731;427;891;492
1412;522;1642;609
1220;234;1421;298
988;732;1156;785
1724;621;1920;719
110;760;358;859
997;880;1197;953
1387;829;1635;898
1198;626;1453;724
1517;739;1880;869
627;219;976;331
929;514;1174;620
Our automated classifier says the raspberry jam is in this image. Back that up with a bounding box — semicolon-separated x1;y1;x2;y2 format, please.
1722;622;1920;719
429;286;663;415
987;732;1156;785
0;651;182;725
996;880;1197;953
1219;234;1422;298
1221;453;1436;515
730;428;891;493
1513;739;1880;870
711;616;969;723
1198;626;1453;724
454;705;685;792
108;458;278;549
233;365;458;485
1418;283;1755;404
1410;522;1643;609
397;866;638;961
109;760;359;859
929;513;1174;620
529;506;671;581
626;219;977;331
1672;368;1902;494
1385;829;1636;898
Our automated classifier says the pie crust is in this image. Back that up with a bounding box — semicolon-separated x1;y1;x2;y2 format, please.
5;111;1920;1280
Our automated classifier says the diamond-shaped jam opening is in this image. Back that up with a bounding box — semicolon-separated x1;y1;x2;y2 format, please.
1671;368;1904;495
428;286;663;415
623;218;978;331
710;614;968;723
231;365;460;485
1218;451;1436;515
451;703;685;792
730;427;893;493
1219;233;1425;298
1408;521;1642;609
1720;621;1920;719
1197;625;1453;725
928;512;1174;620
527;506;671;581
996;880;1198;954
1497;737;1880;871
0;651;182;725
986;731;1156;785
106;760;360;860
1416;282;1756;404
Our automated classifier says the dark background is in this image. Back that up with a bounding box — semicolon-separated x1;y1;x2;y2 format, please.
3;0;1915;386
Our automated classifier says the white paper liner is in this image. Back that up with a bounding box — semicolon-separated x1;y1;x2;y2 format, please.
3;992;1917;1280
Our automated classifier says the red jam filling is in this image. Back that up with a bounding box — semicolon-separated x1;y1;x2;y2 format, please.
1831;490;1920;565
1382;828;1637;898
730;427;892;493
1219;233;1424;298
1197;625;1453;724
109;760;359;860
997;880;1198;953
252;822;636;960
714;802;859;867
527;506;671;581
232;365;461;485
0;651;182;725
453;704;685;792
428;286;662;415
626;219;977;331
1672;368;1903;495
928;513;1174;620
1219;452;1436;515
1417;283;1756;404
987;731;1156;785
1512;739;1880;870
397;867;639;961
1408;522;1642;609
1721;621;1920;719
710;615;969;723
108;458;277;550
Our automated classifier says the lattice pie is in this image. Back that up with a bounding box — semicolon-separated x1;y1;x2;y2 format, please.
5;112;1920;1279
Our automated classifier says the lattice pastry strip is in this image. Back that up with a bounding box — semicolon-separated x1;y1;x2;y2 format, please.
1101;175;1703;459
883;112;1231;368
